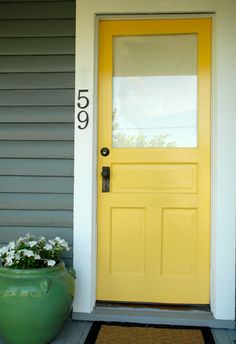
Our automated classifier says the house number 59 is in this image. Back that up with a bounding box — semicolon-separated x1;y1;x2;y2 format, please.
77;89;89;129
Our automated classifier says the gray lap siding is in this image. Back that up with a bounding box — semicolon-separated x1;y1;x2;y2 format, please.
0;0;75;265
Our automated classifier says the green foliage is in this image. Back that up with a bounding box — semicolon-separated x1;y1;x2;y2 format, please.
113;132;176;148
112;109;176;148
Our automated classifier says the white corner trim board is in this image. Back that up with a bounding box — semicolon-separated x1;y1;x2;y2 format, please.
73;0;236;321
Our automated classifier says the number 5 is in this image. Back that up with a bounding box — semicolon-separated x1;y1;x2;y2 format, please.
78;89;89;109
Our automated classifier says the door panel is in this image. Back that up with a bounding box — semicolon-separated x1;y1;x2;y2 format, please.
111;163;197;193
97;19;211;304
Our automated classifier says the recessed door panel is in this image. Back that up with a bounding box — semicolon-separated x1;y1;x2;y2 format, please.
161;208;197;277
111;163;197;193
110;207;146;276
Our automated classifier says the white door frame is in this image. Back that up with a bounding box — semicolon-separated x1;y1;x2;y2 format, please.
73;0;236;321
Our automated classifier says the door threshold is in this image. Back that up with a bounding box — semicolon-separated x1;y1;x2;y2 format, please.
96;301;210;312
73;303;235;329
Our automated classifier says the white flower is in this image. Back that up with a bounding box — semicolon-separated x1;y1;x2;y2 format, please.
55;237;62;242
38;236;45;241
5;250;15;266
22;249;35;257
0;246;9;256
44;243;52;251
7;250;15;258
34;254;41;260
16;237;24;243
61;242;70;251
25;233;32;240
47;260;56;267
8;241;15;250
14;252;20;260
5;257;14;266
52;237;70;251
48;240;56;246
55;237;66;245
28;241;38;248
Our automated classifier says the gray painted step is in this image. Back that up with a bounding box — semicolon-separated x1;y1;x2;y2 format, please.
74;306;235;329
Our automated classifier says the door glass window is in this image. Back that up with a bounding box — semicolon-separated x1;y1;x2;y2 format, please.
112;34;198;148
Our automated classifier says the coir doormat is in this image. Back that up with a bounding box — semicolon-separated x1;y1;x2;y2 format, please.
85;322;215;344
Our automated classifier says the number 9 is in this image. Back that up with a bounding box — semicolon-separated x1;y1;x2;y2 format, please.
78;111;89;129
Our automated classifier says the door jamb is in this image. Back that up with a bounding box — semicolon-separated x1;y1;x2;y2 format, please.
73;4;236;322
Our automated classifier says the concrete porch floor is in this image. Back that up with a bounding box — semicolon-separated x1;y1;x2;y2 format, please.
0;320;92;344
0;319;235;343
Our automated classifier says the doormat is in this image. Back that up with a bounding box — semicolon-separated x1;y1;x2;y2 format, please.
85;322;215;344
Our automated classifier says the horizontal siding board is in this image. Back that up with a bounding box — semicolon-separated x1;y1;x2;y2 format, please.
0;193;73;210
0;106;74;122
0;142;73;158
0;72;75;90
0;2;75;20
0;176;73;193
0;227;73;245
0;89;74;106
0;124;74;140
0;56;75;73
0;37;75;55
0;210;72;227
0;19;75;38
0;159;74;176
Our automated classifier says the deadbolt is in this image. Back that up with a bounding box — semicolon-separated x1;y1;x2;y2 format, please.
100;147;110;157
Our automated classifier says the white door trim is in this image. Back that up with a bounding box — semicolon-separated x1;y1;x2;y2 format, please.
73;0;236;321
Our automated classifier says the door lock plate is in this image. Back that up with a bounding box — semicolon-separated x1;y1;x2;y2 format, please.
101;166;110;192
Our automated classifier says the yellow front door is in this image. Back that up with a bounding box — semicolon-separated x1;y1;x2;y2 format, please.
97;18;211;304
